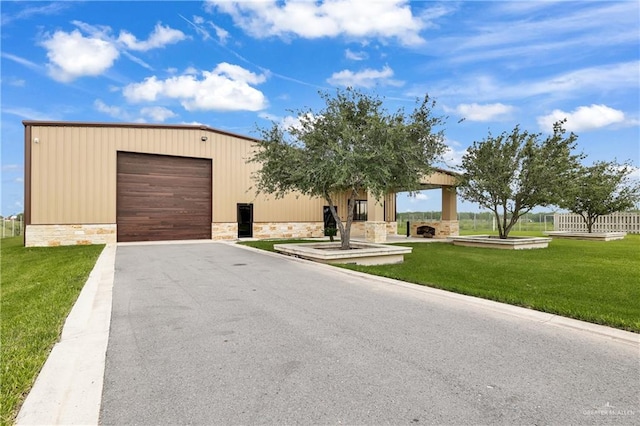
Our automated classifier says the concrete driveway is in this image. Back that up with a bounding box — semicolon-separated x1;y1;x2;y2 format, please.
99;242;639;425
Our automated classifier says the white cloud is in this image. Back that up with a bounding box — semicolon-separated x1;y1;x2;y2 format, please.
537;104;627;132
183;66;199;75
282;113;318;132
205;0;427;46
440;143;467;169
118;23;186;51
123;77;164;102
180;14;211;41
448;103;514;122
209;22;230;44
345;49;367;61
258;112;279;121
39;22;188;82
140;106;177;122
281;115;304;131
122;63;268;112
436;2;638;67
4;77;26;87
121;51;153;70
1;2;71;25
258;113;315;132
94;99;131;120
425;61;640;104
327;65;403;88
414;193;428;200
526;62;639;98
406;191;429;203
1;52;40;71
1;107;57;121
41;29;119;82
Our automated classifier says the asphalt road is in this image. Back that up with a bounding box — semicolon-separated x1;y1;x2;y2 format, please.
100;242;639;425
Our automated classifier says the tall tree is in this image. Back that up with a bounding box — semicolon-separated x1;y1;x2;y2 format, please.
559;160;640;232
249;88;447;249
458;121;583;239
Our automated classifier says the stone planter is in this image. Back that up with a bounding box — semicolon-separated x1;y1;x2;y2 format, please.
448;235;551;250
273;242;412;265
544;231;626;241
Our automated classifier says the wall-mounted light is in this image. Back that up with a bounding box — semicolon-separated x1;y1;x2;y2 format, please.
33;137;39;144
201;136;208;142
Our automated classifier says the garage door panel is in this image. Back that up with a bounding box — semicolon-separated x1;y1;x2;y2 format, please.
117;152;212;242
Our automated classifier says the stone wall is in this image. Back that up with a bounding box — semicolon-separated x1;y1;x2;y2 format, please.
335;221;396;239
409;220;459;238
25;221;400;246
349;222;366;237
211;223;238;240
439;220;459;237
365;221;387;243
252;222;325;239
25;224;117;247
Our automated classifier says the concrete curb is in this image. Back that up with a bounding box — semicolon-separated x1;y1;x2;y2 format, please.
232;242;639;347
16;244;117;426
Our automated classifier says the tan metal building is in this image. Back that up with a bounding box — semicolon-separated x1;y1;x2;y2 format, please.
23;121;459;246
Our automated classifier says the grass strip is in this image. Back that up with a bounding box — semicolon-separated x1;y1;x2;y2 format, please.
0;237;104;425
241;235;640;332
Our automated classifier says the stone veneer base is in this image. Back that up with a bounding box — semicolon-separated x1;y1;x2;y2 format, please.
211;223;238;240
25;221;398;246
409;221;459;238
252;222;325;239
365;221;388;243
25;224;117;247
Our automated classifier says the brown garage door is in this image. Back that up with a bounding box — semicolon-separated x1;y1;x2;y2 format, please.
117;152;212;242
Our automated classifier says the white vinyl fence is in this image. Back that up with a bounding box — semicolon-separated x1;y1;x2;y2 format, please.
554;212;640;234
1;217;23;238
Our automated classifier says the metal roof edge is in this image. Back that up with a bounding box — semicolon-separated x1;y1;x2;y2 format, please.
21;120;260;142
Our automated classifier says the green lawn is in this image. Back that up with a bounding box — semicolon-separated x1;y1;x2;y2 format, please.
0;237;104;426
241;234;640;332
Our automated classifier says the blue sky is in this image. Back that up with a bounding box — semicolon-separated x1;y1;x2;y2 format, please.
1;0;639;217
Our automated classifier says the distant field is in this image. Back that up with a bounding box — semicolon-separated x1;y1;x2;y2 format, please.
395;212;555;236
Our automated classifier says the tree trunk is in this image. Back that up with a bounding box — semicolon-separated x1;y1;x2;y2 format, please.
578;212;597;233
341;195;356;250
499;207;509;239
325;194;353;250
325;196;344;243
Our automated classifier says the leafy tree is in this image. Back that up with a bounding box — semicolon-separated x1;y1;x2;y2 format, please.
558;161;640;232
458;121;583;239
249;88;447;249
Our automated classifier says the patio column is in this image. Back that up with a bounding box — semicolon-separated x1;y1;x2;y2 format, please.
365;191;387;243
440;186;459;237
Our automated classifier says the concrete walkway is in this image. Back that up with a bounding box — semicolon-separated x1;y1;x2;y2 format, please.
16;241;639;425
16;244;116;425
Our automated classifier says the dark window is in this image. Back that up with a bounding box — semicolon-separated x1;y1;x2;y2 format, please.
353;200;367;221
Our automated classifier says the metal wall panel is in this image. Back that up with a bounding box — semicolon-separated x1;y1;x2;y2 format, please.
28;123;333;225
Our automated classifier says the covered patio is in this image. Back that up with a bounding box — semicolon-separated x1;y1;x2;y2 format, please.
365;168;459;243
